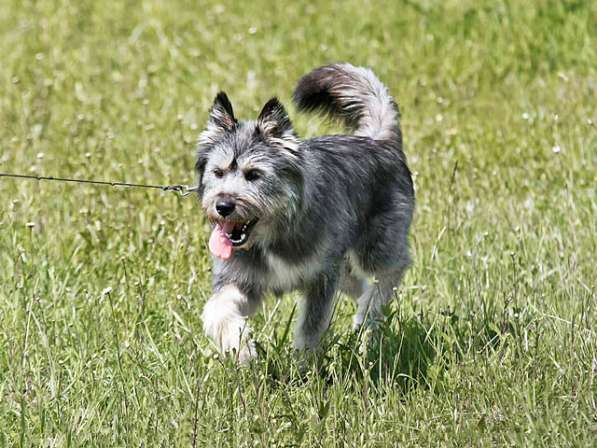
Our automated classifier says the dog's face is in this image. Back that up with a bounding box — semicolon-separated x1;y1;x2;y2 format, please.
196;93;303;251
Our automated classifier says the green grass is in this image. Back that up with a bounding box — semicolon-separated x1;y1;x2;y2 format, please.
1;0;596;446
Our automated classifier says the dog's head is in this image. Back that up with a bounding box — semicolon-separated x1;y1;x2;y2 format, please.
195;92;303;253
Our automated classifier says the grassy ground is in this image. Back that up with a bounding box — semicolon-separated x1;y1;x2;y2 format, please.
0;0;596;446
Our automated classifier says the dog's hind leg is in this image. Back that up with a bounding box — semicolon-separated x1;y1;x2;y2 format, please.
351;198;413;329
294;270;339;350
338;261;368;299
352;262;409;330
201;284;262;363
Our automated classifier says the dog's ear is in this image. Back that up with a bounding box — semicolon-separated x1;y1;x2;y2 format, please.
257;97;294;139
199;92;237;145
208;91;236;130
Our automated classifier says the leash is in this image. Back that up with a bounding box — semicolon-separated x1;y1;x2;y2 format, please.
0;172;199;197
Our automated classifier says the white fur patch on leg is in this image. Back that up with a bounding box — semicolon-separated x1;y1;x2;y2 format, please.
352;266;407;330
201;285;256;363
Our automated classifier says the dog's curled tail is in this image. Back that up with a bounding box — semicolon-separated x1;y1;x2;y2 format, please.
293;63;401;143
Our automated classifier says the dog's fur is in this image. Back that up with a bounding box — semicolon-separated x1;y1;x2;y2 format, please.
196;64;414;362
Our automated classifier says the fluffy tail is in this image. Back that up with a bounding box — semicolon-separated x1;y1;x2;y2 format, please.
293;63;401;142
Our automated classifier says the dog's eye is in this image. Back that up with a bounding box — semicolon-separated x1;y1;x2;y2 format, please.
213;168;224;178
244;169;262;182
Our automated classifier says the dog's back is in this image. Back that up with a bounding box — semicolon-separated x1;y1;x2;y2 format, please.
291;63;413;267
291;64;414;330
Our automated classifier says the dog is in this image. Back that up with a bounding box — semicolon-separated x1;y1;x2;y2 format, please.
195;63;414;362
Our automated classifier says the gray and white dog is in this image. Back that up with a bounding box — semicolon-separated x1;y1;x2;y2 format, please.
196;63;414;362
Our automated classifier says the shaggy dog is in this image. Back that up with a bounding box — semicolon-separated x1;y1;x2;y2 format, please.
195;64;414;362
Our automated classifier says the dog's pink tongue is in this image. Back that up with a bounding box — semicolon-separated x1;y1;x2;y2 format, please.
209;225;233;260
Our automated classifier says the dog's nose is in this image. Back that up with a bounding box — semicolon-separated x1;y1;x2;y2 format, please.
215;199;236;217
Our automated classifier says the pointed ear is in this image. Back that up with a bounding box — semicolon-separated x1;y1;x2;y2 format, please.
208;91;236;130
256;97;294;138
198;92;237;146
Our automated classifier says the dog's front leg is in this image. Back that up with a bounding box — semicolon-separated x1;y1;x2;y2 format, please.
294;270;338;350
201;284;261;363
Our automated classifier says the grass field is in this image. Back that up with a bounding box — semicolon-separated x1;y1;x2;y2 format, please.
1;0;596;446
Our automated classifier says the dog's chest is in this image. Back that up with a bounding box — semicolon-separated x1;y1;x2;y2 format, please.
265;253;319;291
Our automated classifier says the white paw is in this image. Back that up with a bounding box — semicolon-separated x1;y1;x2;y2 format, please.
353;316;383;332
293;328;325;351
201;292;256;363
293;332;309;351
352;315;365;331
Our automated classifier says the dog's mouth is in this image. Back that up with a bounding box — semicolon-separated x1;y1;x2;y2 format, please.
221;219;258;246
208;218;258;260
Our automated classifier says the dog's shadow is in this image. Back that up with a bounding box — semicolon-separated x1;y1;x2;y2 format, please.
258;310;440;393
257;300;528;395
326;313;438;391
